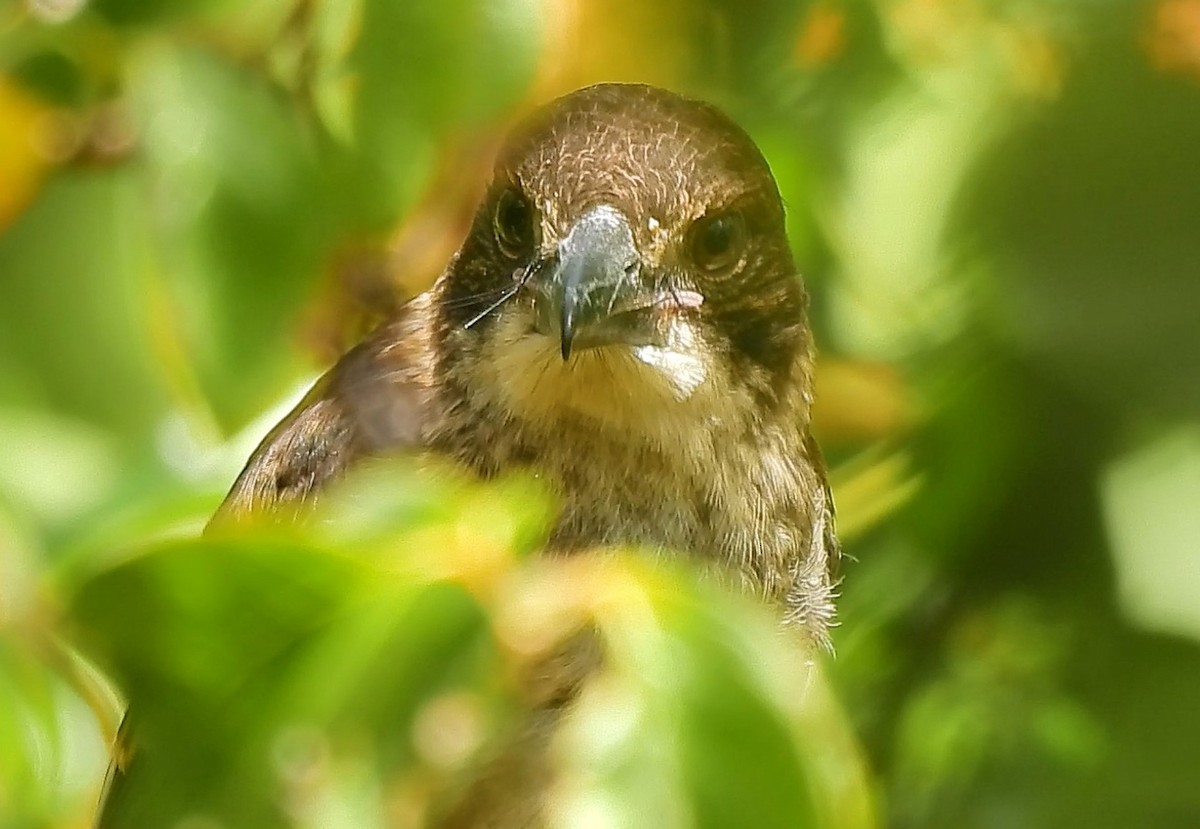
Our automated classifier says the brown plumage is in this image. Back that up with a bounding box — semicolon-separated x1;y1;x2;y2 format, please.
217;83;838;636
205;82;838;826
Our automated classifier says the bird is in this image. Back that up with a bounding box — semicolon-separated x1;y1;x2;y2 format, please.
96;82;839;828
214;82;839;643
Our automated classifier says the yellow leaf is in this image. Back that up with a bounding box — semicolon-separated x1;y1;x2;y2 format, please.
0;77;53;230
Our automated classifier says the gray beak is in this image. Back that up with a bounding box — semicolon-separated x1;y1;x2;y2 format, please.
532;205;643;360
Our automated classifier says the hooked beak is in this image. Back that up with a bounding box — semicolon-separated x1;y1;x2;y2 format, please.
531;205;660;360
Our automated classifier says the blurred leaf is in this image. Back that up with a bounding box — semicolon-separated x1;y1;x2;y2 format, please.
92;0;227;27
128;44;330;430
0;635;110;829
670;620;818;829
812;358;916;446
966;10;1200;416
8;48;87;106
828;448;921;542
531;557;873;829
0;75;54;228
71;537;362;706
0;406;121;528
336;0;539;227
69;536;369;826
1102;425;1200;641
0;168;171;442
65;468;874;827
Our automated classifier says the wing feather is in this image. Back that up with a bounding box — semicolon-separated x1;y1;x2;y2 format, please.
209;307;433;528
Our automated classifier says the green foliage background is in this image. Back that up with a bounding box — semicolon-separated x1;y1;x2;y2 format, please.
2;0;1200;826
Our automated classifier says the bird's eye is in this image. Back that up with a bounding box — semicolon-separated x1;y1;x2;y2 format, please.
494;188;536;258
689;211;746;272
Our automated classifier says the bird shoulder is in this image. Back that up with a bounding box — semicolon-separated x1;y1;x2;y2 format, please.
209;295;437;527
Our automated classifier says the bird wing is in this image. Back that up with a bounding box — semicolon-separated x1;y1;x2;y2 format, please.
94;311;433;826
209;306;433;527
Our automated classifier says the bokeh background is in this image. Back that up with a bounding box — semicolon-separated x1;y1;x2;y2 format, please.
3;0;1200;826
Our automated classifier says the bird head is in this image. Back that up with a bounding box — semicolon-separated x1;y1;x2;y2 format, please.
433;84;813;440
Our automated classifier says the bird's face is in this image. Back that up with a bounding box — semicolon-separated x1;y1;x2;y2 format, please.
436;84;812;440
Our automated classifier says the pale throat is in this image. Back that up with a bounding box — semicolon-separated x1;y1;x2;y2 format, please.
630;318;707;399
480;311;739;441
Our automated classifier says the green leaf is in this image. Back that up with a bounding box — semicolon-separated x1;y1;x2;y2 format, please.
0;169;171;443
129;45;332;430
